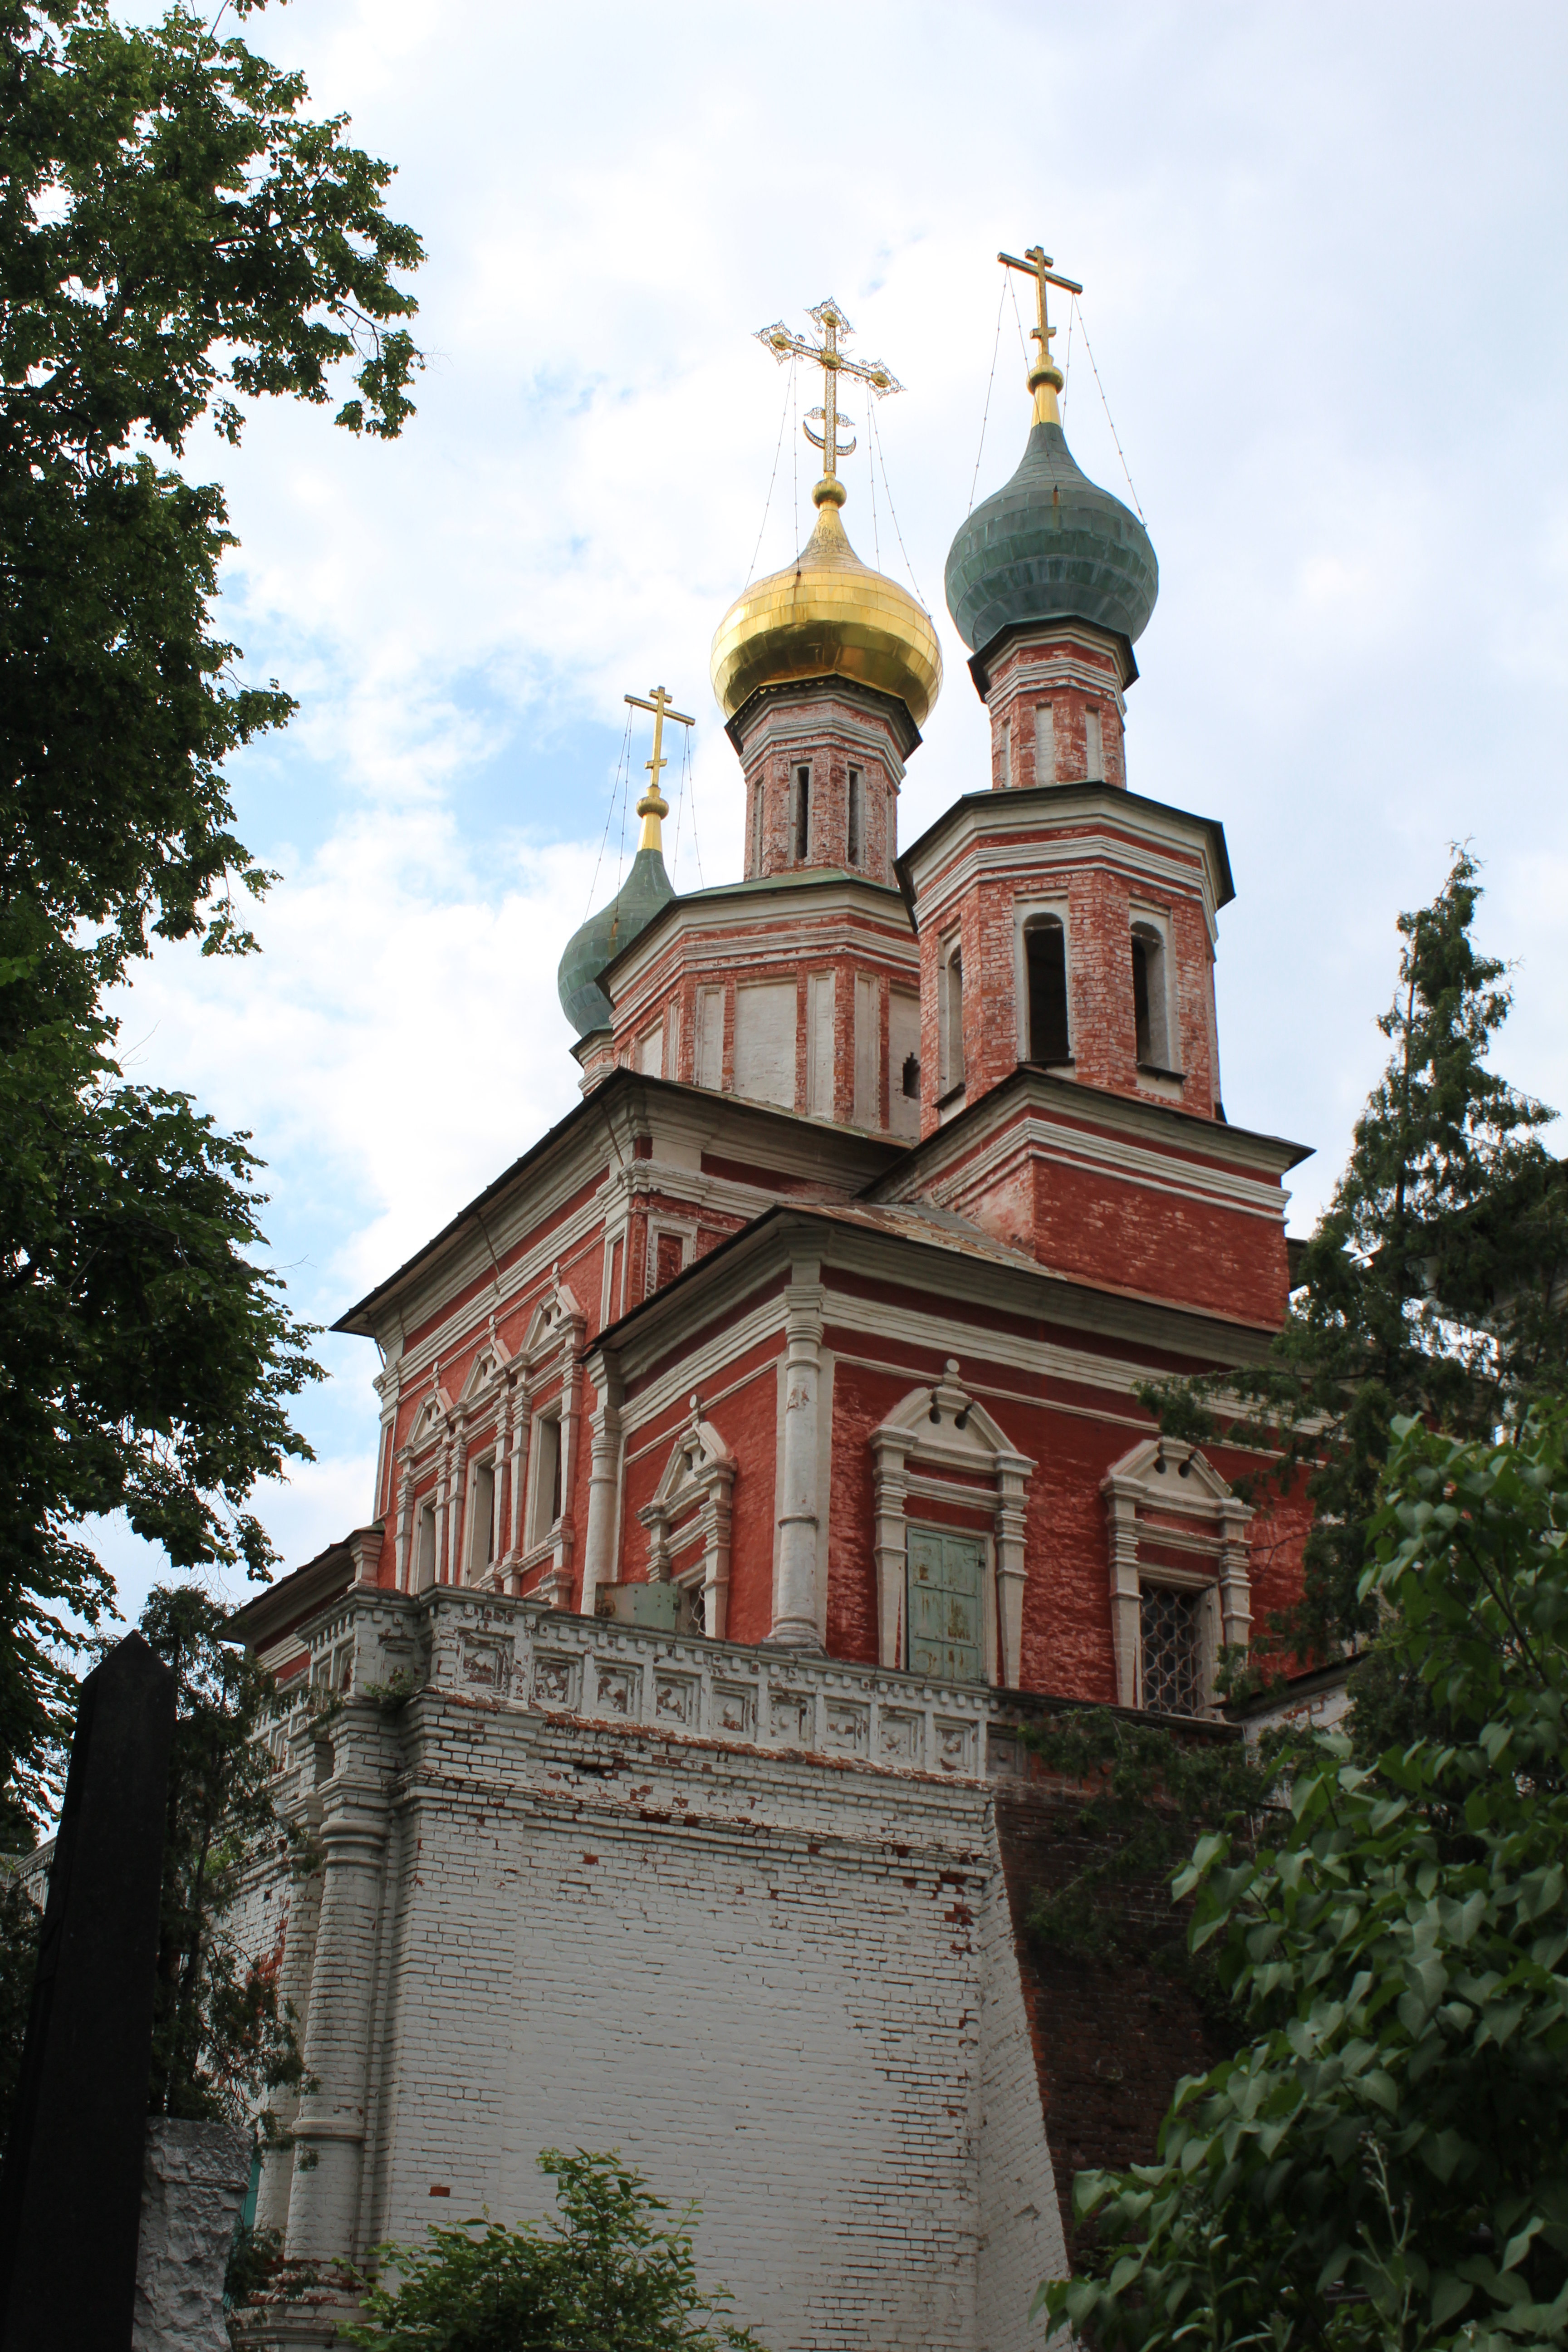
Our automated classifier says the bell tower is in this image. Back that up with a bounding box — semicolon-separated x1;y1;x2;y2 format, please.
710;298;941;890
904;244;1226;1134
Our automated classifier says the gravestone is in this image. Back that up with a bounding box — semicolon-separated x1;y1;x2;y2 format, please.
133;2118;252;2352
0;1632;176;2349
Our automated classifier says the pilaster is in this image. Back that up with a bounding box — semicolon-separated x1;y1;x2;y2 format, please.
770;1264;825;1650
284;1703;391;2265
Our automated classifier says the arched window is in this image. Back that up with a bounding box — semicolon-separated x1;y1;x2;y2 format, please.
1131;921;1171;1069
941;945;965;1094
1024;915;1070;1065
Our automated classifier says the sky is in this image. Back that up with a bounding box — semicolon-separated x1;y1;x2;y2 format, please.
95;0;1568;1627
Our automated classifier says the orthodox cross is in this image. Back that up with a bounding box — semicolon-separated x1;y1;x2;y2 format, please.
624;685;695;852
997;245;1082;420
754;298;904;493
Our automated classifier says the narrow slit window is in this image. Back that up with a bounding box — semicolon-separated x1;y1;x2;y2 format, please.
1024;917;1070;1064
750;783;764;873
529;1416;563;1548
794;764;811;860
1132;935;1152;1062
941;948;965;1093
847;767;862;866
1085;705;1104;779
902;1052;920;1099
1131;922;1171;1068
468;1462;495;1581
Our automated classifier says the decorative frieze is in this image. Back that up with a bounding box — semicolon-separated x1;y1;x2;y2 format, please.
289;1585;1006;1782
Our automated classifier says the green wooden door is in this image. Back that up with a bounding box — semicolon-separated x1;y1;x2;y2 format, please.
906;1529;986;1683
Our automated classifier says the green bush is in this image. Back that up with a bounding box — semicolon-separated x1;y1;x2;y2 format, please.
343;2148;764;2352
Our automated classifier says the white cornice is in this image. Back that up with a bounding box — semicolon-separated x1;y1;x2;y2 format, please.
912;812;1221;942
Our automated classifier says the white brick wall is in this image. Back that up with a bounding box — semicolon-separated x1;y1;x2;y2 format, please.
240;1595;1065;2352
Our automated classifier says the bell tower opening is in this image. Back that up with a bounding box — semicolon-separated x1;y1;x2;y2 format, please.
1131;921;1171;1070
1024;915;1070;1065
794;765;811;861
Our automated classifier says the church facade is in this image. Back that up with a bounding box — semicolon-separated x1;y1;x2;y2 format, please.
233;268;1311;2351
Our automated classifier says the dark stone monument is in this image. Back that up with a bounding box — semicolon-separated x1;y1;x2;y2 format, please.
0;1632;176;2350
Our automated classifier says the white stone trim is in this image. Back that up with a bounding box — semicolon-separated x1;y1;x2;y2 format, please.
637;1396;736;1640
870;1361;1035;1687
1102;1436;1253;1714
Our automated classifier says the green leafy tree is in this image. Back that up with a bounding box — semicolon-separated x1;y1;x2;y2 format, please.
139;1582;307;2127
1150;848;1568;1664
0;0;422;1818
342;2149;764;2352
1021;1709;1282;1998
1043;1404;1568;2352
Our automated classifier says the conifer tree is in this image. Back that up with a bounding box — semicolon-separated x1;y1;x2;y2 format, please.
1152;848;1568;1661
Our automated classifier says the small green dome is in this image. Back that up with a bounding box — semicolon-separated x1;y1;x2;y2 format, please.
557;848;675;1037
945;419;1158;653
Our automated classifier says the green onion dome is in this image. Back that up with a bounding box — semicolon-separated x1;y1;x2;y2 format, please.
944;416;1158;654
557;846;675;1037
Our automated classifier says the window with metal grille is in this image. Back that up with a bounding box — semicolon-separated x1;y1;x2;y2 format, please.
1141;1586;1202;1715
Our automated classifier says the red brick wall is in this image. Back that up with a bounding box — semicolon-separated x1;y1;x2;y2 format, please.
994;1775;1236;2253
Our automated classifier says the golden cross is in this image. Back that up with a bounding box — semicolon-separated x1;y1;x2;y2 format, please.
997;245;1083;425
624;686;695;853
754;298;903;501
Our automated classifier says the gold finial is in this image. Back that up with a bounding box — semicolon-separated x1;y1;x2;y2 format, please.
624;686;695;853
997;245;1083;427
754;297;904;509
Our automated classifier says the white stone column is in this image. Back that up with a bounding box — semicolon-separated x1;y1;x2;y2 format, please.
506;1381;530;1565
284;1703;389;2265
392;1459;413;1592
700;1457;735;1640
1104;1477;1143;1708
1217;1500;1254;1661
580;1359;623;1618
447;1432;468;1585
870;1431;910;1669
993;1455;1032;1687
770;1267;825;1650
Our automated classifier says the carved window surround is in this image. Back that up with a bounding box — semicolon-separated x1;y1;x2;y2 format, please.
1102;1437;1252;1715
637;1397;736;1640
395;1279;585;1606
870;1360;1035;1686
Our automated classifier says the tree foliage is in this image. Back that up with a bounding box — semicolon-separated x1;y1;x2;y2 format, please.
342;2150;763;2352
1;0;423;993
0;0;421;1817
0;994;321;1812
1044;1405;1568;2352
1149;848;1568;1662
1021;1708;1283;1997
139;1582;306;2127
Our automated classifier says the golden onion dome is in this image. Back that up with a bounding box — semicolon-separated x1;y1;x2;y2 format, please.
710;480;942;729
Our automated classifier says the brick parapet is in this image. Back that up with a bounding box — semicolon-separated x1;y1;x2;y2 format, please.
250;1585;1067;2350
